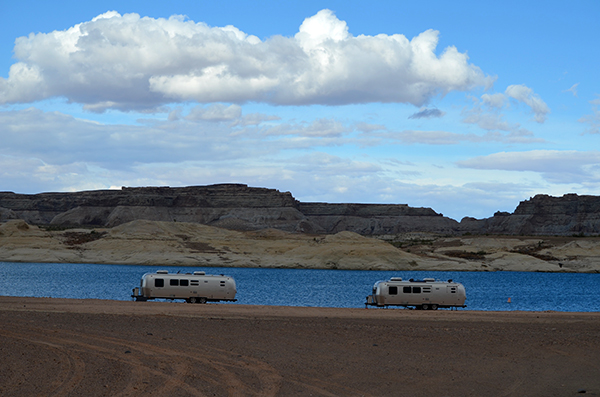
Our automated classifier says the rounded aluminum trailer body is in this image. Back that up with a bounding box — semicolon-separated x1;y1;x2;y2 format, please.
132;270;237;303
366;277;466;309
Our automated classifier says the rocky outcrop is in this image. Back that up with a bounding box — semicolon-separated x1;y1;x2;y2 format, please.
458;194;600;236
0;207;18;222
2;186;600;236
297;203;457;235
0;184;461;234
0;184;300;228
3;218;600;272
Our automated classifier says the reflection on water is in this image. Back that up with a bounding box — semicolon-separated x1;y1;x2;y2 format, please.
0;262;599;312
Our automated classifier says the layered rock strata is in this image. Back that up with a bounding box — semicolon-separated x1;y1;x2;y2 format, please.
0;184;459;234
460;194;600;236
2;185;600;236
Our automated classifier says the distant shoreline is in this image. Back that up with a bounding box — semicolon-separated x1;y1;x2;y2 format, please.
2;219;600;273
2;295;600;318
0;259;591;274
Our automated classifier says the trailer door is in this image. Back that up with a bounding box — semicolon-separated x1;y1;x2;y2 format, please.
447;285;458;303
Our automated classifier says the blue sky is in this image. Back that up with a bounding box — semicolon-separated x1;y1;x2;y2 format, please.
1;1;599;221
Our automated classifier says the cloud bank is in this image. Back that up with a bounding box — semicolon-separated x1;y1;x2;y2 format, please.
0;9;494;111
457;150;600;184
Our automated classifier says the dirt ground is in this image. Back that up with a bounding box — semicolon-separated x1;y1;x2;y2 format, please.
0;297;599;396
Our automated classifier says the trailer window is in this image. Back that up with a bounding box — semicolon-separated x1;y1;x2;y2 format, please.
190;280;199;286
180;279;189;287
403;286;411;293
389;286;398;295
170;279;179;286
412;287;421;294
155;279;164;288
423;287;431;293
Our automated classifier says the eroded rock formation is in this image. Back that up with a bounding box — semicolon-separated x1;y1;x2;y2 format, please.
0;184;459;234
459;194;600;236
1;186;600;236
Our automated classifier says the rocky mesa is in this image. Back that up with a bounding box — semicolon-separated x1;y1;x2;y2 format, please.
0;184;457;235
3;184;600;236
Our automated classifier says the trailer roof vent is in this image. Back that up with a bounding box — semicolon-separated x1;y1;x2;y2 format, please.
390;277;403;281
157;270;169;274
423;278;435;282
193;271;206;275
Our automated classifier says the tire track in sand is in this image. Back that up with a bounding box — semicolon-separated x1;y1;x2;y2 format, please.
0;329;87;395
0;324;283;396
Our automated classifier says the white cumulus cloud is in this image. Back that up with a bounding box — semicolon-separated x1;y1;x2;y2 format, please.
0;9;494;111
481;93;506;109
505;84;550;123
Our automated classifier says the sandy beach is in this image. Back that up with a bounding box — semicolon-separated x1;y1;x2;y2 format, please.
0;297;599;396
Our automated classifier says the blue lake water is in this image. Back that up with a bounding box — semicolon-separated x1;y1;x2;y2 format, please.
0;262;599;312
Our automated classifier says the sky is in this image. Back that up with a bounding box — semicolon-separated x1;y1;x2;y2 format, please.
1;1;599;221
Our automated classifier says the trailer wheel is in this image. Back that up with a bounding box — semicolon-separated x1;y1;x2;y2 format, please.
198;297;207;304
188;297;198;304
431;304;438;310
421;304;430;310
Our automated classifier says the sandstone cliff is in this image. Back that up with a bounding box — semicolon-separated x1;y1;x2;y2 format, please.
0;184;460;235
459;194;600;236
2;185;600;237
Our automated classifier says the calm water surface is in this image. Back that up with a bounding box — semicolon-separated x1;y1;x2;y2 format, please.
0;262;599;312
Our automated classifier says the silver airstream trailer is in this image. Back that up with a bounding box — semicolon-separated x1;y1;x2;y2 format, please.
366;277;466;310
131;270;237;303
